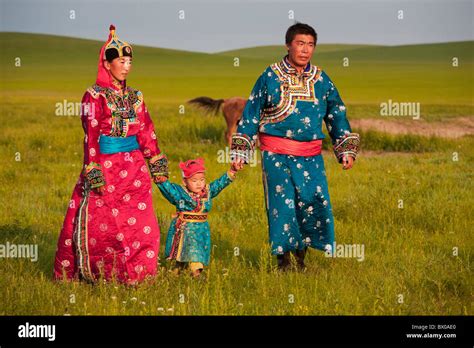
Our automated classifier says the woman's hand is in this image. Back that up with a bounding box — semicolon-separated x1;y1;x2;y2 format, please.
93;186;106;194
153;176;168;184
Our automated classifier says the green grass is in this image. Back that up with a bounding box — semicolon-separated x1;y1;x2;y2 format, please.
0;33;472;315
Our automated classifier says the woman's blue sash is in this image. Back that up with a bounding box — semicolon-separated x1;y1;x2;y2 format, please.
99;135;139;154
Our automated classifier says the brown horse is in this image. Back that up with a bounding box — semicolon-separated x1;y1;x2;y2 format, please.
188;96;247;145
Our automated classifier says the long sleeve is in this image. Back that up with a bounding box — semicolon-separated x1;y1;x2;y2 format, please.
137;98;169;178
209;171;234;199
157;180;196;210
322;72;360;162
137;99;160;159
323;73;351;142
81;92;105;188
230;71;268;163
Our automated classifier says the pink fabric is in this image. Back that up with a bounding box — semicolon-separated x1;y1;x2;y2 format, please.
53;26;161;284
259;133;322;157
54;93;161;284
179;158;206;178
96;25;116;89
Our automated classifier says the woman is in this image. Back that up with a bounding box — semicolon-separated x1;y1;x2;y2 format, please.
54;25;168;284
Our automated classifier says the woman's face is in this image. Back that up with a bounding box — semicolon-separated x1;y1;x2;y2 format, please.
104;56;132;81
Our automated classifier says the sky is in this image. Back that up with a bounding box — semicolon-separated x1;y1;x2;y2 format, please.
1;0;473;53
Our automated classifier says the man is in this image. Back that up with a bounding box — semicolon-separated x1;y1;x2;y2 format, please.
231;23;360;271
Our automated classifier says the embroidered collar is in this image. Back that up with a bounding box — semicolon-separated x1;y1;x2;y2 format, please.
181;184;209;200
111;78;127;93
282;55;312;75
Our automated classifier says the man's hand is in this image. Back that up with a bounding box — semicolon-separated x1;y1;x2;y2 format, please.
342;155;354;170
231;160;244;172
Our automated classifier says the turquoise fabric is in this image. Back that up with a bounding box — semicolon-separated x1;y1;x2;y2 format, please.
262;151;334;255
237;57;352;144
157;172;233;265
99;135;139;154
236;56;353;255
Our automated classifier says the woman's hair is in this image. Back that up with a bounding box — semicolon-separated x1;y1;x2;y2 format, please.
105;45;132;62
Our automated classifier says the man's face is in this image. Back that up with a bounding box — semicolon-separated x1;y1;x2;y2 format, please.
286;34;315;69
184;172;206;193
104;56;132;81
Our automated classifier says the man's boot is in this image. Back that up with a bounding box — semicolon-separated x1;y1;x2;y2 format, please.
277;252;291;271
293;247;308;271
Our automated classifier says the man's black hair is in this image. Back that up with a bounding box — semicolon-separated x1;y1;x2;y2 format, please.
285;22;317;45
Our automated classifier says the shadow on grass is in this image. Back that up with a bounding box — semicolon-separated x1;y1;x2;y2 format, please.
0;223;56;277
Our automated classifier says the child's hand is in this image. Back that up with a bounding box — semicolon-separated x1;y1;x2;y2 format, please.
231;161;244;172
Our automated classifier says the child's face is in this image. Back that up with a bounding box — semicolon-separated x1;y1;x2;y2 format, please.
184;172;206;193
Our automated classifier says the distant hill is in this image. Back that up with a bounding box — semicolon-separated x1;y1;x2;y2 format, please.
219;41;474;63
1;32;472;108
218;44;379;60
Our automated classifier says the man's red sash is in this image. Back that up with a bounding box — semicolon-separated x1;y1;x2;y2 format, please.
259;133;322;157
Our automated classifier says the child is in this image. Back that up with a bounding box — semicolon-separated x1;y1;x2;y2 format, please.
156;158;243;277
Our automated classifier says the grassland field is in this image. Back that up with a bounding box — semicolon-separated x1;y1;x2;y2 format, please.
0;33;472;315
